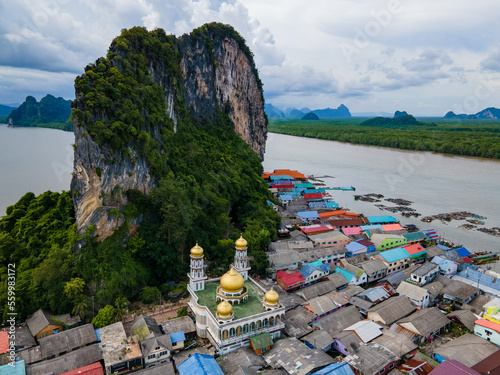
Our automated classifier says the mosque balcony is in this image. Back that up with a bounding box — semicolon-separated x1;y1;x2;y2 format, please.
220;321;285;346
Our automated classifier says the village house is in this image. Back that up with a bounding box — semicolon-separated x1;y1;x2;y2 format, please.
343;320;383;344
332;330;362;356
140;335;173;368
453;267;500;297
471;350;500;375
474;319;500;346
344;343;399;375
372;329;417;358
371;234;408;251
367;215;399;225
216;347;266;374
267;250;302;273
356;283;395;305
276;269;306;291
177;353;224;375
394;307;450;344
25;345;103;375
423;360;478;375
431;255;459;275
403;231;430;245
263;337;334;375
446;310;478;332
129;315;162;341
345;239;375;257
397;281;431;309
312;305;363;338
409;262;439;286
433;333;499;367
440;277;481;307
302;295;339;321
160;316;197;342
38;324;97;360
296;279;341;301
308;231;350;248
26;309;64;340
358;259;388;282
334;264;367;286
300;261;331;286
249;332;274;355
301;330;334;352
367;295;416;326
403;243;427;262
100;322;143;373
374;247;411;275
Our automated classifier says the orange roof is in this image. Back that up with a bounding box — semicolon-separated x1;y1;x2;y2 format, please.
318;210;347;219
272;169;306;179
382;224;403;231
0;331;8;354
404;243;426;255
475;318;500;333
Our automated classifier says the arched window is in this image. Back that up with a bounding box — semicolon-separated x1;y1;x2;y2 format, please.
222;330;228;340
270;317;275;326
250;322;256;331
263;318;269;327
243;324;249;333
229;328;236;337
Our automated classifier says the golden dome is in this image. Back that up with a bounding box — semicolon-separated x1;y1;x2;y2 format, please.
217;300;233;317
220;266;245;293
235;235;248;249
265;288;279;304
190;243;203;257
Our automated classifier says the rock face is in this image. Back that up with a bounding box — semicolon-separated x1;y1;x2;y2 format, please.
71;24;267;239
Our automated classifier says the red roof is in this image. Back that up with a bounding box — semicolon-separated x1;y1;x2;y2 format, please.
404;243;426;256
429;360;480;375
357;239;374;247
60;362;104;375
463;256;473;264
277;270;306;287
303;193;323;199
271;184;295;189
0;331;8;354
475;318;500;333
328;218;365;227
301;225;335;234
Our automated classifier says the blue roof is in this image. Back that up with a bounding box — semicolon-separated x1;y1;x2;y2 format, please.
360;224;383;231
367;215;398;224
305;188;326;193
452;246;472;257
178;353;224;375
298;211;319;219
309;201;328;208
457;268;500;291
431;256;457;272
0;360;25;375
326;201;340;208
346;241;365;253
334;267;354;283
170;331;186;344
436;244;450;250
280;194;293;201
378;248;410;263
300;265;316;278
270;175;293;180
94;328;101;342
311;362;355;375
318;264;331;273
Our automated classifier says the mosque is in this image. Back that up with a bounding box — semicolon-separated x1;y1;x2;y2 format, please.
187;236;285;355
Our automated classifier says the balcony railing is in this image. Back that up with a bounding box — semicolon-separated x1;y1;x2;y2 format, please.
221;321;285;346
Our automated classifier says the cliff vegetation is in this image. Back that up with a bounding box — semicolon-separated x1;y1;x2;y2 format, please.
0;23;278;321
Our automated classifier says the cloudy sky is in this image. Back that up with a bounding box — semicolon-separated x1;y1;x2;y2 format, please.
1;0;500;115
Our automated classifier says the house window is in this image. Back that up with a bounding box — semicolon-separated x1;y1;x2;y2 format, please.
148;354;155;359
155;346;161;350
380;369;385;374
389;363;394;369
159;350;169;357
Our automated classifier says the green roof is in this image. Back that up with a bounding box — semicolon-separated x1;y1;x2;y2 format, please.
195;280;268;320
250;332;273;350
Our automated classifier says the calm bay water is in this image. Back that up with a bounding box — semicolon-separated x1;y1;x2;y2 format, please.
0;124;74;215
263;133;500;253
0;125;498;256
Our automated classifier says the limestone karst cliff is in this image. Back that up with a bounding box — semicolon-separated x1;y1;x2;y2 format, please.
71;23;268;239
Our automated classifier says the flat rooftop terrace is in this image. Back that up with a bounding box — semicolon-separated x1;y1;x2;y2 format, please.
195;280;268;320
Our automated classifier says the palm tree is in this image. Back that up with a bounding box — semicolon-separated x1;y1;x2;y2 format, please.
115;295;131;320
72;297;89;321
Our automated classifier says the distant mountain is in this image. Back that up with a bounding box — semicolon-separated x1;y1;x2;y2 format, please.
361;114;429;127
287;109;305;118
264;103;285;118
444;111;467;119
312;104;351;118
394;110;408;118
7;94;72;130
443;107;500;120
352;111;393;117
0;104;16;116
302;112;320;120
299;107;312;114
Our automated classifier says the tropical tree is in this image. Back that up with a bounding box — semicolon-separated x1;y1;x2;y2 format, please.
115;295;130;320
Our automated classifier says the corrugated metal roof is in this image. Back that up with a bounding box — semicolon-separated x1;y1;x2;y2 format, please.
59;362;103;375
452;246;472;257
334;267;354;283
298;211;320;219
430;360;481;375
178;353;224;375
358;286;390;303
344;320;382;343
310;362;355;375
403;231;428;242
0;360;26;375
379;248;410;263
170;331;185;344
0;332;8;354
367;215;398;224
346;241;365;252
280;194;293;201
342;227;362;236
